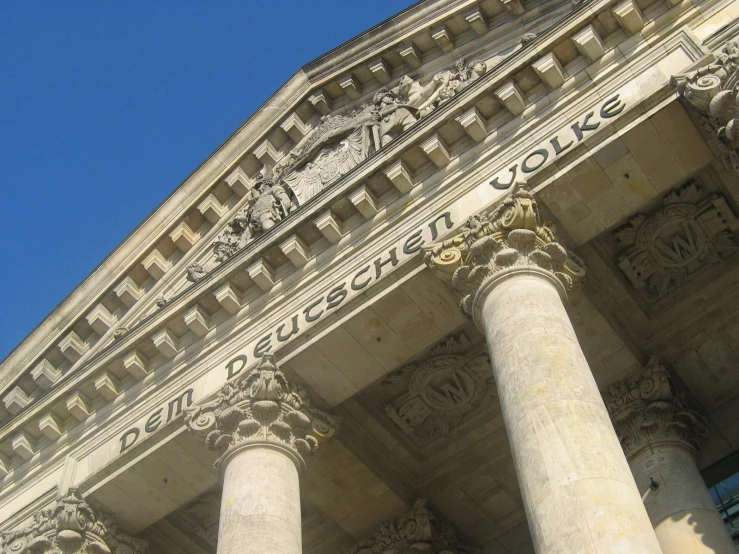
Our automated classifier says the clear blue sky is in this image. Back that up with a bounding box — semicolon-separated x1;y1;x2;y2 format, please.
0;1;414;361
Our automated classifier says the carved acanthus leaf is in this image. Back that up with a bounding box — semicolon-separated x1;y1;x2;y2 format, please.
0;490;147;554
184;355;339;468
422;184;585;317
342;499;479;554
673;39;739;173
603;360;709;459
383;333;494;440
614;182;739;299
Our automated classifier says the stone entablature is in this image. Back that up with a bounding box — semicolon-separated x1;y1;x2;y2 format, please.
0;0;714;514
0;490;146;554
603;360;709;459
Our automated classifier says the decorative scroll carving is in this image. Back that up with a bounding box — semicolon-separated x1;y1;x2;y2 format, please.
383;334;494;439
422;184;585;317
186;57;487;281
614;182;739;299
673;40;739;173
0;490;147;554
603;360;709;459
184;355;339;468
343;499;479;554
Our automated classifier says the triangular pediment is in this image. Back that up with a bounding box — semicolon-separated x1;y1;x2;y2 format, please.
0;0;715;485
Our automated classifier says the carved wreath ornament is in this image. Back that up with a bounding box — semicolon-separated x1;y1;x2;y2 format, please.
383;334;494;440
423;186;585;317
614;182;739;299
184;355;338;467
0;490;146;554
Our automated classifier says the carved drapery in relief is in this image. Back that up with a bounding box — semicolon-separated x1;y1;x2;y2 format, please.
0;490;147;554
603;360;709;459
422;185;585;318
613;182;739;299
383;333;494;441
673;39;739;173
184;355;339;469
188;58;487;280
343;499;479;554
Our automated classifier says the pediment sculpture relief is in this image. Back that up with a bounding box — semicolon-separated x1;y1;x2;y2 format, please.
673;39;739;174
188;58;487;281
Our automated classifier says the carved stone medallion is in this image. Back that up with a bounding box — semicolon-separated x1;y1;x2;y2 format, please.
383;334;494;441
342;499;479;554
614;182;739;299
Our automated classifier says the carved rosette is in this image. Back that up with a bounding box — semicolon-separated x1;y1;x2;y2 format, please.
184;355;339;470
0;490;147;554
422;186;585;318
614;182;739;299
603;361;709;460
343;499;479;554
383;333;494;441
673;40;739;173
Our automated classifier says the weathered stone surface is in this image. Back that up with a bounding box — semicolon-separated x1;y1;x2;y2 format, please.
343;499;478;554
0;490;146;554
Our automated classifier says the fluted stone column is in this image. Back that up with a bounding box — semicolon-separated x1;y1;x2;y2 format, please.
604;362;735;553
185;355;338;554
423;187;662;554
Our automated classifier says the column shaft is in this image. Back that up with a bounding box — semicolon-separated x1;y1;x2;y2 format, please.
630;445;735;553
480;273;662;553
218;446;302;554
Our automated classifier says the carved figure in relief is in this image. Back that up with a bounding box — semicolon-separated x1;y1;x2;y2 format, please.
280;107;377;204
209;167;296;265
375;60;487;146
189;56;488;280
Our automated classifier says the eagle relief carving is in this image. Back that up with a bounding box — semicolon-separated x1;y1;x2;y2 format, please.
188;58;487;281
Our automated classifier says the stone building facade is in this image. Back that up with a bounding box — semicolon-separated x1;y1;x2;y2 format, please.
2;0;739;552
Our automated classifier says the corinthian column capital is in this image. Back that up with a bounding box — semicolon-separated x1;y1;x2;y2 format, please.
0;489;147;554
422;185;584;319
184;355;339;472
603;360;709;460
672;39;739;174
